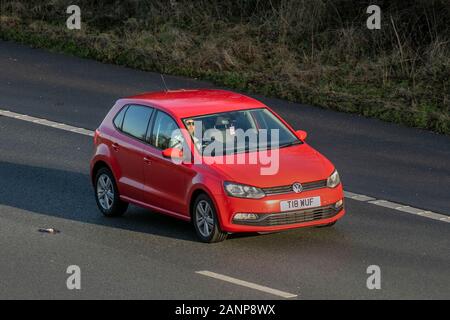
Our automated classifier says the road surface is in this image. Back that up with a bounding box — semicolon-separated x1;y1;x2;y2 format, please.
0;40;449;299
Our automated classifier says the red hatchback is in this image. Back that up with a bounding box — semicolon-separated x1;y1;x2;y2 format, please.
91;89;345;242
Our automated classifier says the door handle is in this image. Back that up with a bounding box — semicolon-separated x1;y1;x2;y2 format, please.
112;143;120;151
143;157;152;165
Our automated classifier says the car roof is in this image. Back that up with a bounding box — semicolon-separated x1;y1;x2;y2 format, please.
122;89;267;118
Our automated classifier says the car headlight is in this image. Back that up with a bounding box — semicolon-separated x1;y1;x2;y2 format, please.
327;170;341;188
224;182;265;199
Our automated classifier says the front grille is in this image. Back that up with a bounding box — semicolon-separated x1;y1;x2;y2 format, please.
262;179;327;195
233;205;342;227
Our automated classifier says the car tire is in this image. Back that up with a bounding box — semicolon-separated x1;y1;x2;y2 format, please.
95;167;128;217
193;194;227;243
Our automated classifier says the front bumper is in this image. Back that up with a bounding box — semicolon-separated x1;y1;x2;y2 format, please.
213;184;345;233
232;203;343;227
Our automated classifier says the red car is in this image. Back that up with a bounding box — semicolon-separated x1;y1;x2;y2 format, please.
90;89;345;242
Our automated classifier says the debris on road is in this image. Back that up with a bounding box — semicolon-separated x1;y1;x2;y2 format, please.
38;228;60;234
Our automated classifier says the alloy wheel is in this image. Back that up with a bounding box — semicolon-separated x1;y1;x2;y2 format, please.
195;200;214;238
97;173;114;210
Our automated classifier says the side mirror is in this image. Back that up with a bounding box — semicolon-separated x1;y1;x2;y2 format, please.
162;148;183;159
296;130;308;140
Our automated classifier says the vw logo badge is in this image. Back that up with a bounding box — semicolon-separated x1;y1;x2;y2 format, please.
292;182;303;193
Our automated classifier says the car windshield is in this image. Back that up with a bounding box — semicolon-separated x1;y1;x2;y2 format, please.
183;108;301;155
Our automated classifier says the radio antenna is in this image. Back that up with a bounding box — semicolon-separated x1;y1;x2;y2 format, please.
160;74;169;92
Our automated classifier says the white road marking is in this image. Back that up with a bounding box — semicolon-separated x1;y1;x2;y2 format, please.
196;271;298;299
0;109;94;136
346;191;449;223
343;191;376;201
1;108;449;223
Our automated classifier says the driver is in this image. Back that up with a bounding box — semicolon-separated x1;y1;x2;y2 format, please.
185;119;202;150
170;119;201;150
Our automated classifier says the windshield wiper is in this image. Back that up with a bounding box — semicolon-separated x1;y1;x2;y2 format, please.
279;140;303;149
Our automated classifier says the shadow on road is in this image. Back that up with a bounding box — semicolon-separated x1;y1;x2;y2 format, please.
0;161;203;241
0;161;263;242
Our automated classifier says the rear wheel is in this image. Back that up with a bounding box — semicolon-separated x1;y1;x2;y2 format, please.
193;194;227;243
95;167;128;217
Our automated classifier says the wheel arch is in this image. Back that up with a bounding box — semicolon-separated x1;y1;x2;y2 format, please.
188;187;224;227
91;160;113;186
189;188;208;219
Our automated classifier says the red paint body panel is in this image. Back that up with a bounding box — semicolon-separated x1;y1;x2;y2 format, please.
126;89;266;119
90;89;345;233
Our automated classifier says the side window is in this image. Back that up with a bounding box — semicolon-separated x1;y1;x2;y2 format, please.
150;111;182;150
121;105;153;140
113;106;128;130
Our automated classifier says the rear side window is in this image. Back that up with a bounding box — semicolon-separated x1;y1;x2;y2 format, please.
113;106;128;129
121;105;153;140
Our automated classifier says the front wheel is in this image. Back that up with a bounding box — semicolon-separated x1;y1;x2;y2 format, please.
193;194;227;243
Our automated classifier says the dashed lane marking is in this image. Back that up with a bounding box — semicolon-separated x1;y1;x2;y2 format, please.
196;271;298;299
0;109;94;136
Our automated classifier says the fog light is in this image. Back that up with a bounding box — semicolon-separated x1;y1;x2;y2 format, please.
334;199;343;210
234;213;258;221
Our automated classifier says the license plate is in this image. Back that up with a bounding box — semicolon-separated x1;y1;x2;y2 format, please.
280;196;321;212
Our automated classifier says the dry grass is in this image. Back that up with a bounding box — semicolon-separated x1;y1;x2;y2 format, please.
1;0;449;133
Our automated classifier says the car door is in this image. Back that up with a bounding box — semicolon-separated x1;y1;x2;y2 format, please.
141;110;195;217
111;104;154;202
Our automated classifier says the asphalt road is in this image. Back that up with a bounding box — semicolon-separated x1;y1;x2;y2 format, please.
0;40;449;299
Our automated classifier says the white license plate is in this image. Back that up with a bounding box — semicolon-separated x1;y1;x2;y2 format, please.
280;196;321;212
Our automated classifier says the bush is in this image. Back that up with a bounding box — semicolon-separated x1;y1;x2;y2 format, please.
1;0;449;133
